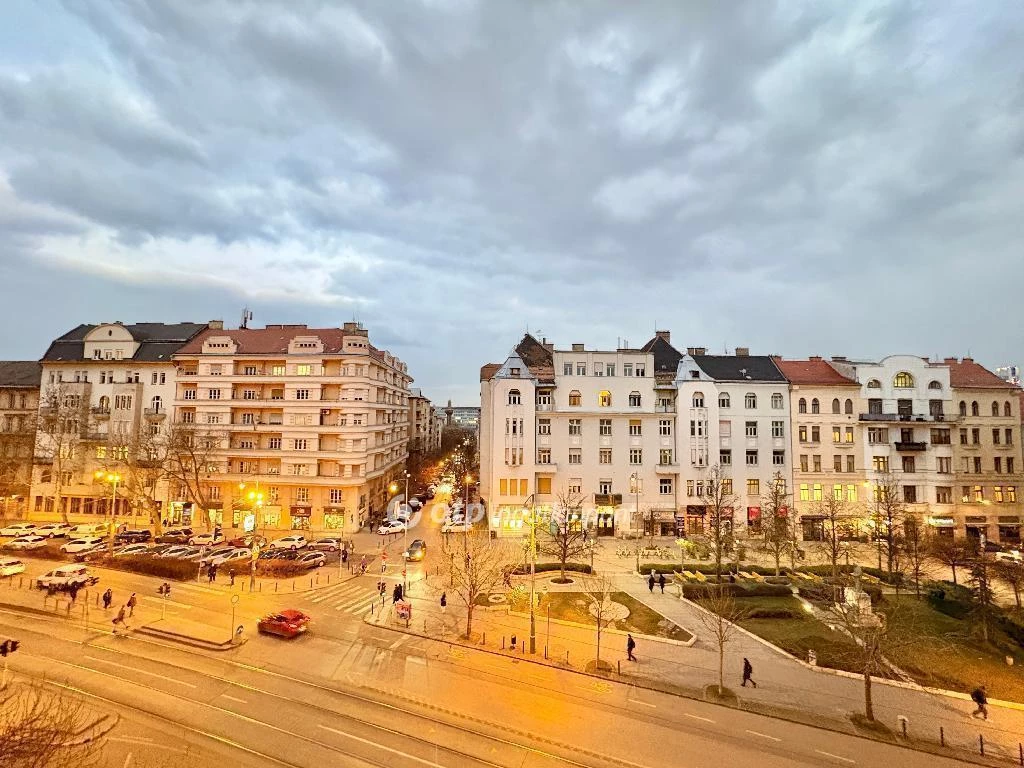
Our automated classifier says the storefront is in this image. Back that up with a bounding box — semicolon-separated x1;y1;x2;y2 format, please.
290;505;312;530
322;506;349;531
998;516;1021;545
593;494;621;537
800;514;825;542
646;509;677;537
167;501;192;526
685;505;706;535
747;506;762;536
964;515;988;543
927;516;956;538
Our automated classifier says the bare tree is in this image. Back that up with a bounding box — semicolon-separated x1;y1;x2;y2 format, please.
102;425;173;537
901;514;928;598
928;536;973;585
695;584;749;696
34;384;93;525
760;471;793;576
580;573;618;672
816;494;853;580
871;473;905;576
436;530;516;639
702;465;738;580
162;423;228;532
0;681;104;768
0;411;36;516
536;487;588;584
994;559;1024;610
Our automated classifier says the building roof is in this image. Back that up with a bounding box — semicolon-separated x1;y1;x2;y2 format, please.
641;332;683;376
0;361;42;388
481;333;554;383
773;358;858;386
41;323;208;363
176;324;397;366
479;363;502;381
692;354;787;382
945;358;1013;389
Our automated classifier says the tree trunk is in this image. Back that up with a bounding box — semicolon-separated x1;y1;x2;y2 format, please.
595;624;602;665
863;669;874;722
465;604;474;639
1014;583;1021;609
773;551;781;577
951;564;957;585
718;642;725;695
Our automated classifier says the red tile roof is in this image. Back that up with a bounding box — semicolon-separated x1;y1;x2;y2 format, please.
178;326;362;356
773;358;858;386
480;363;501;381
945;358;1013;389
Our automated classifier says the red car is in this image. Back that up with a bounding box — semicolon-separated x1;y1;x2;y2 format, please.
257;609;310;638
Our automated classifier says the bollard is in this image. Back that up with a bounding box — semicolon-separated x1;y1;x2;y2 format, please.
292;581;296;591
618;660;621;675
544;645;548;660
980;734;985;757
275;581;278;592
897;715;908;739
502;637;506;650
1019;743;1023;766
482;632;486;645
566;650;569;665
259;582;262;592
940;727;945;746
309;578;313;589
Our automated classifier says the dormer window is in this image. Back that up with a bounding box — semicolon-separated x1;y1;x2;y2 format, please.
507;389;521;405
510;367;521;377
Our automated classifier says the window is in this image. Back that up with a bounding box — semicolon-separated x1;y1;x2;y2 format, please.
569;390;581;406
576;363;586;376
800;454;809;471
563;362;573;376
660;448;674;465
593;363;603;377
623;363;633;377
798;425;808;442
115;394;133;409
1009;486;1018;502
974;456;982;473
971;401;979;417
1007;428;1014;445
598;390;612;407
959;401;968;417
1010;457;1017;473
931;428;950;444
872;456;889;472
995;457;1003;473
868;427;888;444
867;379;881;388
569;479;582;495
798;398;807;414
833;426;842;444
812;483;823;501
902;456;916;473
536;392;551;408
686;480;694;497
629;420;642;436
833;455;842;472
831;398;841;414
569;449;582;465
568;419;581;435
296;389;310;400
268;437;281;449
811;454;821;472
993;428;1002;445
974;485;985;502
692;392;704;407
747;478;760;495
868;398;883;414
1005;401;1013;417
745;421;757;437
635;365;645;377
745;450;758;466
659;419;672;436
765;392;781;410
744;393;756;409
599;419;612;436
720;449;731;465
719;420;731;437
995;486;1004;503
811;426;820;443
660;478;673;495
902;485;918;503
690;419;706;437
209;364;222;376
772;420;784;438
937;457;951;474
773;450;785;466
295;488;309;503
992;401;1000;417
892;371;915;388
606;364;615;377
844;399;853;414
206;413;221;424
629;449;642;465
972;428;980;445
293;439;308;450
296;364;313;376
537;449;551;465
597;480;612;495
799;483;809;501
718;393;730;408
507;389;521;405
628;391;641;407
810;398;820;414
538;419;551;435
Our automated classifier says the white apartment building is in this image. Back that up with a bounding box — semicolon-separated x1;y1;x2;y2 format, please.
480;333;683;538
30;322;210;523
409;389;441;453
171;322;411;534
674;350;792;538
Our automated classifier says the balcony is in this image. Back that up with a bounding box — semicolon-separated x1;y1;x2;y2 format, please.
656;462;679;474
535;462;558;471
81;431;106;442
860;412;952;423
91;406;110;419
536;403;553;412
656;404;676;413
144;408;167;421
33;455;53;464
894;441;927;451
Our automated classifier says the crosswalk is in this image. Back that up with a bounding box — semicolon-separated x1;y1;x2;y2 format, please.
298;580;384;615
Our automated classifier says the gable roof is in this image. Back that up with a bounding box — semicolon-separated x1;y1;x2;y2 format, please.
481;333;554;383
0;361;42;388
693;354;787;382
641;334;683;376
480;363;501;381
41;323;208;363
774;358;858;386
945;358;1012;389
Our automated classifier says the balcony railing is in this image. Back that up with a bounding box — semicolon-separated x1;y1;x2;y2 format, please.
894;441;927;451
90;406;110;417
860;412;951;423
656;404;676;413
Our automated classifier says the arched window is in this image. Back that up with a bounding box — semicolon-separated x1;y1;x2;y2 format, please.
1005;401;1013;417
628;391;641;407
928;380;942;390
718;393;730;408
568;390;581;407
845;399;853;414
600;390;613;407
798;398;807;414
831;398;841;414
150;395;163;413
971;401;979;417
692;392;704;408
867;379;881;388
810;398;820;414
744;393;757;409
507;389;521;406
771;393;784;409
893;372;914;388
992;401;1000;417
98;395;110;411
959;401;967;416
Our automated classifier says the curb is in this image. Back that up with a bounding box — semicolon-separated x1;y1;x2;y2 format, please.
133;622;244;652
505;608;697;648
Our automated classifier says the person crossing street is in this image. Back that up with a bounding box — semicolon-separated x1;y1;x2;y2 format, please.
742;658;757;688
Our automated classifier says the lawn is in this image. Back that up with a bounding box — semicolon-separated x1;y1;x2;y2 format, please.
504;590;693;642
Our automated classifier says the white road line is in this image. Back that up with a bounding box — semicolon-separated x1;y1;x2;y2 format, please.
815;750;856;764
388;636;407;650
406;656;426;665
318;724;443;767
338;594;378;612
108;736;154;745
745;730;781;742
82;655;197;689
682;712;714;723
628;698;657;708
220;694;248;704
140;596;193;609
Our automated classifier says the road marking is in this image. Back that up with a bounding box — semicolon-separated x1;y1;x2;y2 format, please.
82;655;197;688
628;698;657;708
745;730;781;742
683;712;714;723
318;724;443;767
140;596;193;609
220;694;248;704
389;636;407;650
108;736;154;745
815;750;855;764
406;656;426;665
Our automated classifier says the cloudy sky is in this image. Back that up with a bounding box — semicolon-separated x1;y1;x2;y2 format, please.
1;1;1022;403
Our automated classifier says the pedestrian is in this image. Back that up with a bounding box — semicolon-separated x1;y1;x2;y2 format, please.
102;588;113;610
397;583;404;602
209;563;218;583
647;573;655;593
360;555;368;574
112;605;126;633
440;592;447;614
627;634;637;662
971;685;989;720
228;569;235;587
658;573;666;594
392;584;401;604
342;548;349;565
742;657;757;688
127;592;137;617
68;583;79;605
381;553;388;574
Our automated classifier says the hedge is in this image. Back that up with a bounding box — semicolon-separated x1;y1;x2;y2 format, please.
797;583;882;606
256;560;309;578
681;583;792;599
512;562;593;576
748;608;799;619
95;555;198;581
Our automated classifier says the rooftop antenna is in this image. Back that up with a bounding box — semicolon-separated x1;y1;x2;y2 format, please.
240;307;253;329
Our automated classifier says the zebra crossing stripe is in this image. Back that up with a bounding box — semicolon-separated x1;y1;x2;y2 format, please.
309;584;363;603
337;592;378;612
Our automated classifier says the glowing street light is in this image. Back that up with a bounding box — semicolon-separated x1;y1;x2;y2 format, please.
94;470;121;555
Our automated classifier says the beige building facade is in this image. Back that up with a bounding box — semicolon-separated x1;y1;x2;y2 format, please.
0;361;42;518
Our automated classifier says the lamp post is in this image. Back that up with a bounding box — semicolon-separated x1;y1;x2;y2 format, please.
403;470;411;593
94;471;120;555
521;493;537;655
239;481;264;591
631;472;641;571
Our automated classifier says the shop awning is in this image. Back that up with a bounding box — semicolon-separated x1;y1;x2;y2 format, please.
928;517;956;528
685;505;706;515
965;516;988;524
800;514;825;520
747;506;761;521
998;516;1021;524
290;505;312;518
323;506;346;514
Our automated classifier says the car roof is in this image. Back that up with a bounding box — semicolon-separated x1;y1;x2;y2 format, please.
278;609;306;619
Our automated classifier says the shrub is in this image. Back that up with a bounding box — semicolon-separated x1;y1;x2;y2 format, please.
257;560;309;578
995;613;1024;647
747;608;798;619
681;583;791;600
513;562;592;576
97;555;198;581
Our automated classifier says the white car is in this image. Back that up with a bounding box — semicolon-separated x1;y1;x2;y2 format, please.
7;535;48;550
112;543;151;557
0;522;37;537
441;519;472;534
34;522;71;538
156;545;196;559
60;536;105;554
378;520;407;535
267;535;308;551
394;505;413;522
407;497;423;510
0;557;26;577
188;532;224;547
995;549;1023;563
36;564;97;590
209;548;251;567
68;523;108;537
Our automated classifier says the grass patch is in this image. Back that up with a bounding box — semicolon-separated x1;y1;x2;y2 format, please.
506;591;693;642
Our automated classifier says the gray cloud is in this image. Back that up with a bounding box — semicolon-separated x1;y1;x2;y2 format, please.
0;0;1022;402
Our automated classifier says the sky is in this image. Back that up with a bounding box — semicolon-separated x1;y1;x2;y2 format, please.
1;1;1022;404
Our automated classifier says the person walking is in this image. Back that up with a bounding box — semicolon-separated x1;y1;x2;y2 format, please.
647;574;655;593
342;548;349;565
626;634;637;662
360;555;367;574
971;685;989;720
392;584;401;604
658;573;666;594
379;581;386;606
381;552;388;574
68;583;79;605
742;658;757;688
102;588;113;610
112;605;126;634
209;563;218;583
228;569;235;587
440;592;447;614
127;592;137;617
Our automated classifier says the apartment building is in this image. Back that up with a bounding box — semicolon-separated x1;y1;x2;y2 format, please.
674;350;791;538
947;358;1023;545
479;332;683;538
0;361;42;516
30;322;209;522
171;322;411;534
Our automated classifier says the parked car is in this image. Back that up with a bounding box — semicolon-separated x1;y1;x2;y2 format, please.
143;544;176;557
441;519;471;534
995;549;1023;563
267;534;308;551
189;532;224;547
378;520;406;535
34;522;71;538
112;543;151;557
0;522;37;538
407;497;423;511
0;557;26;577
296;551;326;570
394;505;413;523
60;537;104;554
36;564;98;590
227;534;267;549
257;609;309;638
404;539;427;562
209;548;251;568
308;537;343;552
155;545;195;559
155;528;193;544
7;535;49;551
258;548;299;561
67;523;108;537
115;529;152;544
75;543;111;562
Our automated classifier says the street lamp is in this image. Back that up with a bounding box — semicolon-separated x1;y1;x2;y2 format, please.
631;472;641;571
94;471;120;555
402;470;410;593
521;493;538;655
239;481;264;590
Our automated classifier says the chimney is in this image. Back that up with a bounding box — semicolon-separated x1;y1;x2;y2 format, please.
832;356;847;362
809;355;822;362
542;337;554;353
655;330;671;343
735;347;749;357
208;320;224;330
572;343;584;352
943;357;957;364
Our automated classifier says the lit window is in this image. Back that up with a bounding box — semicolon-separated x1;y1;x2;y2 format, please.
893;372;914;388
569;390;581;407
599;391;612;407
